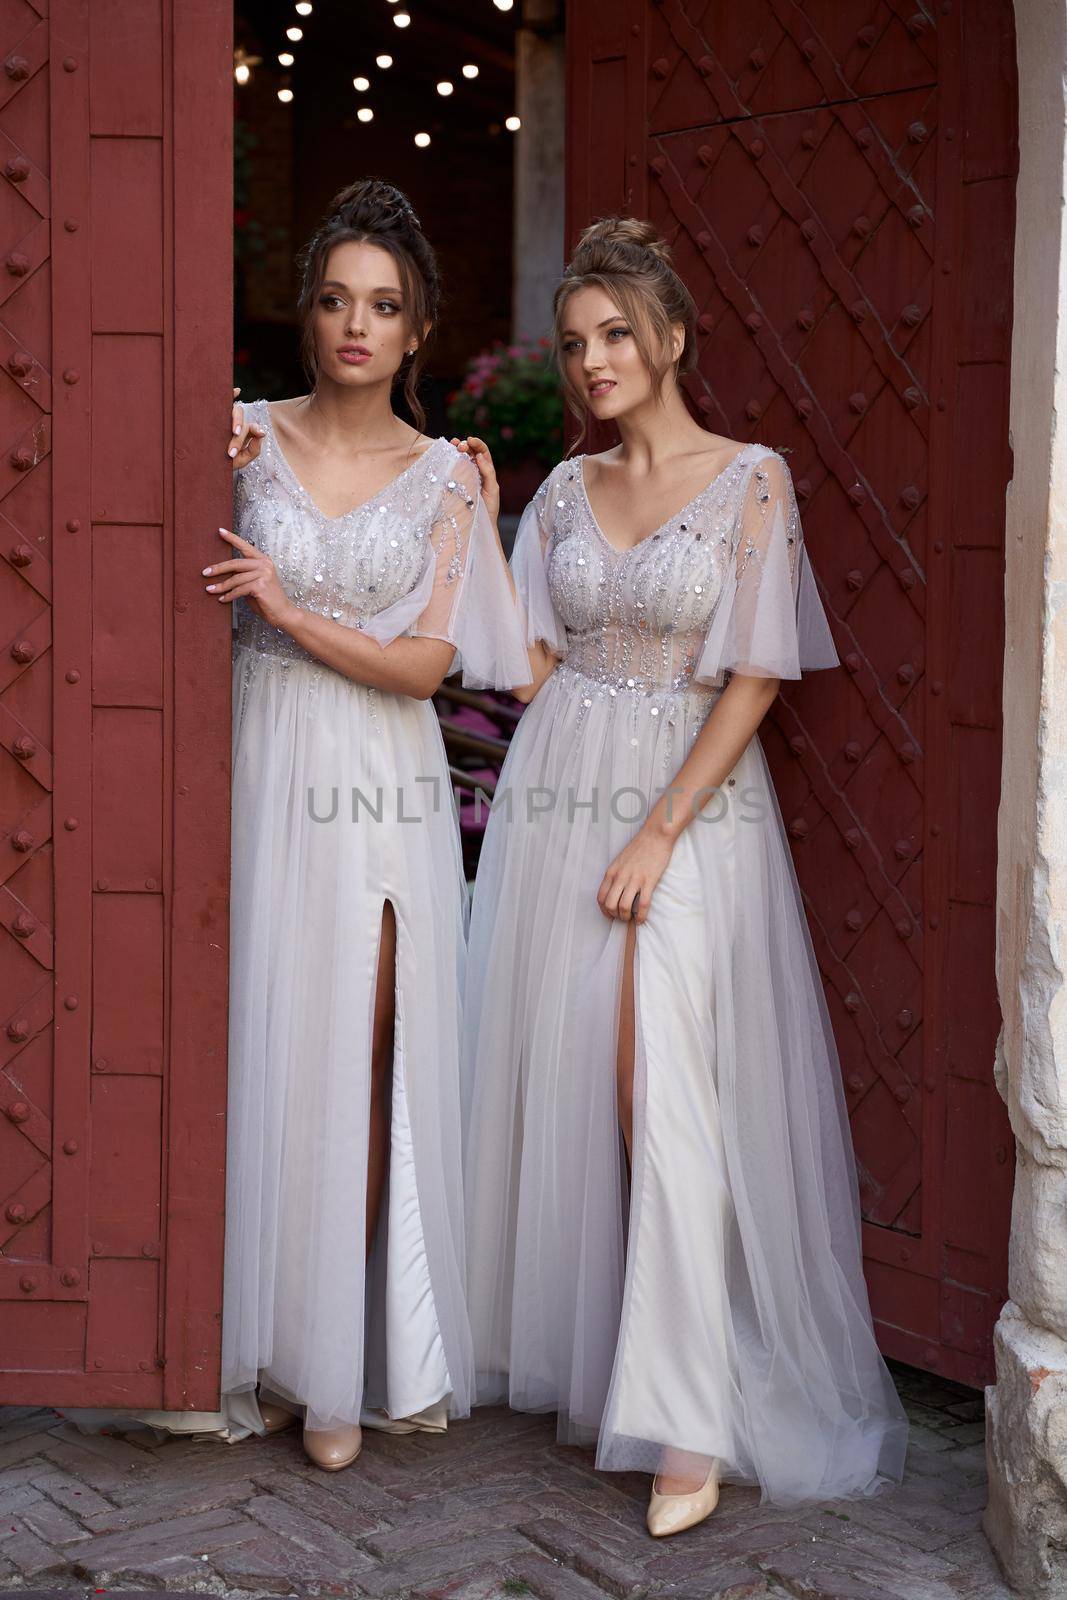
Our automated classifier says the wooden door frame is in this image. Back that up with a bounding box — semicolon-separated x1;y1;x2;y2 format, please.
164;0;234;1411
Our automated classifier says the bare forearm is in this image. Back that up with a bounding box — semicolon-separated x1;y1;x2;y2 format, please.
279;603;455;700
647;674;780;841
511;641;561;703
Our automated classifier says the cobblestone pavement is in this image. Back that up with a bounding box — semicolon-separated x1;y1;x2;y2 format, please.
0;1362;1010;1599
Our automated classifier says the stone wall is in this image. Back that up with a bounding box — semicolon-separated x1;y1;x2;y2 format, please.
985;0;1067;1591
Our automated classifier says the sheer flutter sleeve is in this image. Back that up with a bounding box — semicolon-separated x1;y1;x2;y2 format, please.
358;452;532;691
693;450;839;686
509;469;568;656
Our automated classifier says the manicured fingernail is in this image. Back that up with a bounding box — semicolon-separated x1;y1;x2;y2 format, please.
219;527;230;534
202;567;213;575
205;584;216;592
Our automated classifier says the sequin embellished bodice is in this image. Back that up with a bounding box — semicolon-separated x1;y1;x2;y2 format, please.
540;445;771;694
231;400;464;671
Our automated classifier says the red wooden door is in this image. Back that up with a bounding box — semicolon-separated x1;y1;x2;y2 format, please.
567;0;1016;1387
0;0;232;1408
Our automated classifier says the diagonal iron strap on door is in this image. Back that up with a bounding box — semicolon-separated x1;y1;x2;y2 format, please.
0;0;233;1408
565;0;1016;1386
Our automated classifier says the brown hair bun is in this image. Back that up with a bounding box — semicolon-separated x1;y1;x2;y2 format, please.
572;215;674;268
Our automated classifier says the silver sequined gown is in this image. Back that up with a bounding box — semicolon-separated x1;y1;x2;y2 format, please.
217;401;530;1435
462;444;909;1506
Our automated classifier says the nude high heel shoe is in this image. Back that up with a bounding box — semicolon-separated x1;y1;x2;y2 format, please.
302;1423;362;1471
646;1464;720;1537
361;1397;449;1435
406;1397;448;1434
361;1407;418;1434
257;1401;297;1436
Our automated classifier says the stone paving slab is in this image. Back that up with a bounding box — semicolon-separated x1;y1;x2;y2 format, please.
0;1363;1013;1598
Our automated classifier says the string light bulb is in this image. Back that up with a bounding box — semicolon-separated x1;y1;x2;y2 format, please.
494;0;515;9
462;63;479;79
415;132;431;148
278;51;294;65
295;1;312;12
278;87;294;102
357;106;374;122
353;75;370;90
233;47;260;85
286;25;303;40
376;54;393;68
437;80;453;95
506;115;521;131
393;10;411;25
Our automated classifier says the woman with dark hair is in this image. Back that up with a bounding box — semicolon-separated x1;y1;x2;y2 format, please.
460;218;908;1533
57;180;531;1470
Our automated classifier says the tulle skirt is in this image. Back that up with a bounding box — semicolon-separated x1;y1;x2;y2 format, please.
462;661;908;1506
221;643;474;1433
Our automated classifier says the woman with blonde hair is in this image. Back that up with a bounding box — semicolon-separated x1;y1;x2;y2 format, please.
459;217;907;1535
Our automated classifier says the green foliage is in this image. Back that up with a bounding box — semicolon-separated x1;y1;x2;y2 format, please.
446;338;564;471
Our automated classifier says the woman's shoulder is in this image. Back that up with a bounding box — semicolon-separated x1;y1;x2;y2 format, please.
241;396;274;424
531;454;581;506
745;441;792;479
234;397;275;471
732;443;798;509
433;438;480;506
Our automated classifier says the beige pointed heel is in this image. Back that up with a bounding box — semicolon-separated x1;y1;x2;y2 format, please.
361;1407;418;1435
302;1423;362;1471
258;1401;298;1436
646;1464;719;1537
361;1397;448;1435
406;1397;448;1434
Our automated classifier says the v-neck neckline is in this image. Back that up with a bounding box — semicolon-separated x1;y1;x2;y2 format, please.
577;444;752;558
262;402;445;524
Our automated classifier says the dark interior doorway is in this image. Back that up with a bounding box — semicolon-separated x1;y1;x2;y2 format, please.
232;0;519;432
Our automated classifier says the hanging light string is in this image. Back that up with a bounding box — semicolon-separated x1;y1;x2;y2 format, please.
276;0;314;101
251;0;519;133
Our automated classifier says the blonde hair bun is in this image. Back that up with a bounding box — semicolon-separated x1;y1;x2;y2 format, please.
574;216;673;268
